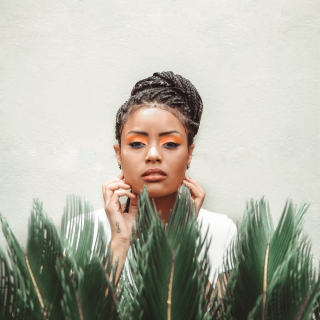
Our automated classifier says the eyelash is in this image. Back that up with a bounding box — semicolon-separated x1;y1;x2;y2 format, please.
128;142;180;149
128;142;145;149
163;142;180;149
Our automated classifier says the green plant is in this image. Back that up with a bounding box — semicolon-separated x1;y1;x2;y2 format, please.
0;196;119;320
218;199;320;320
0;186;319;320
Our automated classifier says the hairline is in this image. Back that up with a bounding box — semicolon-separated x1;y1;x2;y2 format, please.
118;102;189;146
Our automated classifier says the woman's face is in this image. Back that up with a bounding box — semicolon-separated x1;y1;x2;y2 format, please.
114;105;194;198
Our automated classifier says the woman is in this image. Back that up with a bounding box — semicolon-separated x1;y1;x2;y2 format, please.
101;71;237;285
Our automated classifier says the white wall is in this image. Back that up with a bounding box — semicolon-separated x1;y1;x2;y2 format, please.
1;0;319;263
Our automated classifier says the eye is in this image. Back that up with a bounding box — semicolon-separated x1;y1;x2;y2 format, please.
163;142;180;149
129;141;145;149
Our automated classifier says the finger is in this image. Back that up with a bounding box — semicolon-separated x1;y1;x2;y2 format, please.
184;179;205;217
113;189;136;201
182;180;203;198
102;178;127;194
106;182;131;192
102;185;113;206
117;171;124;179
107;191;136;215
102;179;132;199
103;176;125;186
185;176;205;193
183;178;206;203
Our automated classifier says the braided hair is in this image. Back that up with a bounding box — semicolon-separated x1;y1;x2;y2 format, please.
115;71;203;213
115;71;203;146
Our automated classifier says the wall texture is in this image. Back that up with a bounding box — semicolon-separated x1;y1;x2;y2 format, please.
0;0;319;263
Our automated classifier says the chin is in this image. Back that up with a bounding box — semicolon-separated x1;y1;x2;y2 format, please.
135;182;179;199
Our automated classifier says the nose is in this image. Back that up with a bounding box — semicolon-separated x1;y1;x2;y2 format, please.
145;146;162;164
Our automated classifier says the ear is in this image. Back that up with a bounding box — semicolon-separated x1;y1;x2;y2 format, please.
187;144;195;166
113;144;122;167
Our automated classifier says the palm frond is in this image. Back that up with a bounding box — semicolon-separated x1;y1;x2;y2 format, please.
247;237;317;320
60;195;107;267
0;213;44;320
78;254;120;320
1;196;118;320
121;185;214;320
26;199;65;319
219;198;320;320
2;190;320;320
60;195;120;319
0;247;30;320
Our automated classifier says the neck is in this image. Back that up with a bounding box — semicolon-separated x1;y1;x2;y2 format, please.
151;191;178;224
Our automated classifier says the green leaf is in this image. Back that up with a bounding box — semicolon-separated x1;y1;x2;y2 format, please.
78;255;120;320
122;185;213;320
61;195;107;268
26;199;65;319
0;248;30;320
0;214;43;320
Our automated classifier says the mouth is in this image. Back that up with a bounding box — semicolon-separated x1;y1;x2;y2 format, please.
141;168;167;182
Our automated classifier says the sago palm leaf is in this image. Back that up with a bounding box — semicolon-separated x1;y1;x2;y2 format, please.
2;189;320;320
60;195;120;320
247;237;320;320
60;195;107;268
219;198;320;320
0;247;32;320
26;199;67;319
120;185;214;320
0;212;44;320
1;196;119;320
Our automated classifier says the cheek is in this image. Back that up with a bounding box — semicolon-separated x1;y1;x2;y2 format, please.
166;151;188;179
121;148;143;191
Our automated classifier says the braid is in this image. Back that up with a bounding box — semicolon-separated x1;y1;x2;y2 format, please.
115;71;203;145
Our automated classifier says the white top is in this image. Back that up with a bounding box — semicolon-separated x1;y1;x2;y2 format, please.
91;207;237;284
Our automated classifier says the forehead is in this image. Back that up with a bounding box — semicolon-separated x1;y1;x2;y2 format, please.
122;107;187;136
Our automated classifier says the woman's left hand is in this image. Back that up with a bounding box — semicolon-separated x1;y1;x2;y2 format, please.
182;176;206;218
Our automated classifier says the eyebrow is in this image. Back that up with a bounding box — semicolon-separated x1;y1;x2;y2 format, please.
126;130;182;137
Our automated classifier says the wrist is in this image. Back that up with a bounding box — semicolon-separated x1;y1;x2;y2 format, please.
110;237;131;252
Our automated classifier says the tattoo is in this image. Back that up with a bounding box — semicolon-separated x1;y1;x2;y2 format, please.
116;222;121;233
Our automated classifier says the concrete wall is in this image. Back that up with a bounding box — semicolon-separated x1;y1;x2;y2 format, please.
1;0;319;263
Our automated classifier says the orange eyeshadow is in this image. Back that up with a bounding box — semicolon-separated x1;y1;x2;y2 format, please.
159;136;182;145
126;135;148;144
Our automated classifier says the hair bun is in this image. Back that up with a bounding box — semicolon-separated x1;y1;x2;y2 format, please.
131;71;203;132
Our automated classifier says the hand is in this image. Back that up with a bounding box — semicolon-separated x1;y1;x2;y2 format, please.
102;172;138;248
182;176;206;218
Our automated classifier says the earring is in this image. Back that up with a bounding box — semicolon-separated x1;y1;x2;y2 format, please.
119;164;122;170
187;164;190;169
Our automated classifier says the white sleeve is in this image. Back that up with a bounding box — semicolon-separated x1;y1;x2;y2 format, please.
223;219;237;251
198;209;237;285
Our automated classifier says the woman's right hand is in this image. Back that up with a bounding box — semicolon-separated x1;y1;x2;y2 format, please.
102;172;138;249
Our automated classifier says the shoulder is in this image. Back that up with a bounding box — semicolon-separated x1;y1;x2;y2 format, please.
198;208;237;261
198;207;234;226
197;208;237;284
198;207;237;245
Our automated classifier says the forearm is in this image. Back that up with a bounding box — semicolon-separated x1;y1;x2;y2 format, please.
105;239;130;286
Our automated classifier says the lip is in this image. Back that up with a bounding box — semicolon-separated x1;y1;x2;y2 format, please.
141;168;167;182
